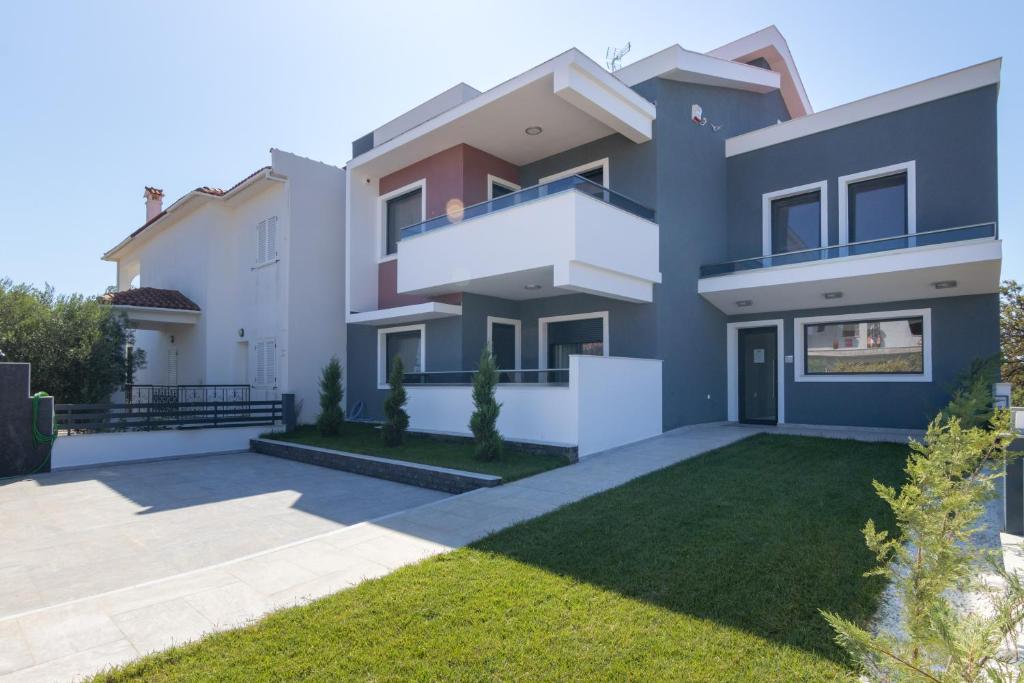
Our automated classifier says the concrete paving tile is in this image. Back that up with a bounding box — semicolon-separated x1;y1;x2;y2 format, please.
16;602;125;663
225;555;317;596
0;638;138;683
111;598;214;655
0;620;34;676
98;568;238;617
345;532;449;570
183;581;274;629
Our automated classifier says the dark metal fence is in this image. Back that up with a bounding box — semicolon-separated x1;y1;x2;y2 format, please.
55;399;281;434
124;384;250;404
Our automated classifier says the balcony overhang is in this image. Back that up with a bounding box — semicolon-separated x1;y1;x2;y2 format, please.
348;49;656;178
698;239;1002;315
396;190;661;304
348;302;463;326
109;304;200;330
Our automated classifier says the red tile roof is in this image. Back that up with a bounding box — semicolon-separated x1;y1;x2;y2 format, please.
103;287;201;311
125;166;272;239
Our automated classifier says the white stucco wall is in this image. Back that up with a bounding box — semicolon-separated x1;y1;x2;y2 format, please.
111;151;346;415
403;355;662;456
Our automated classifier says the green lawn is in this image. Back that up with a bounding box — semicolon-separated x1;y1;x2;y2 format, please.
263;422;569;481
93;434;905;682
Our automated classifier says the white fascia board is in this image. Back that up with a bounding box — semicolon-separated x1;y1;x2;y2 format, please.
615;44;780;93
697;238;1002;295
553;55;655;143
726;59;1002;157
707;25;812;116
102;168;277;261
348;302;463;326
348;48;655;170
373;83;481;148
109;305;200;325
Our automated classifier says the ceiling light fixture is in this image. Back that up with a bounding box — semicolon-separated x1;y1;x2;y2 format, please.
933;280;958;290
524;126;543;136
823;291;843;300
524;284;542;290
735;300;752;308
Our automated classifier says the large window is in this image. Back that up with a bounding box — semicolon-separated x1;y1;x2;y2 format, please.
848;172;908;242
378;325;424;386
541;314;608;370
803;316;924;376
384;188;422;256
771;190;821;253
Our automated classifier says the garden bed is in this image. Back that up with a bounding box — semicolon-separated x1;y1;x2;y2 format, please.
261;423;571;483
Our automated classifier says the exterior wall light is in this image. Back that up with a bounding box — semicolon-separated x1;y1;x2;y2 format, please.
238;328;245;338
823;291;843;299
933;280;958;289
735;300;752;307
524;126;543;136
524;284;542;290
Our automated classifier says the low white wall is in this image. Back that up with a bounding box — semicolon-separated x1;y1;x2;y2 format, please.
404;355;663;456
573;355;662;456
51;425;277;470
406;384;577;446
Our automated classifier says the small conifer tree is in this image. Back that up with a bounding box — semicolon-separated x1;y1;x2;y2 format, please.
382;356;409;446
470;347;503;461
315;356;344;436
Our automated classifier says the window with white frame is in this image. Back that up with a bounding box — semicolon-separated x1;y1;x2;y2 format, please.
487;175;520;200
794;308;931;382
378;325;425;386
487;316;521;370
839;161;916;245
383;186;423;256
539;158;609;187
256;216;278;265
761;181;827;256
538;312;609;370
254;339;276;387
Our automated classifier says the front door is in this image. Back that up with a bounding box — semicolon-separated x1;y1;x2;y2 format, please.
738;327;778;425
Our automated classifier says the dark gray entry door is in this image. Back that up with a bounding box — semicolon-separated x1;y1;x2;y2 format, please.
491;323;517;369
738;327;778;425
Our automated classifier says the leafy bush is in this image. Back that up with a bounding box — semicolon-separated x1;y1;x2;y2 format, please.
0;279;145;403
469;347;503;461
316;356;344;436
823;409;1024;681
382;356;408;446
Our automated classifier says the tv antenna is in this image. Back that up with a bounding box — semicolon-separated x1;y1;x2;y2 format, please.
606;42;631;72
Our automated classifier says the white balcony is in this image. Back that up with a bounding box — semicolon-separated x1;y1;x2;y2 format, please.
698;224;1001;315
395;178;661;304
403;355;663;457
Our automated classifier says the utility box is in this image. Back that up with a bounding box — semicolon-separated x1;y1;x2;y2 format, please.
0;363;54;478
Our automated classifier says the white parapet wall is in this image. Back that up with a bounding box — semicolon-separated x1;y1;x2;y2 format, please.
51;425;280;470
405;355;662;457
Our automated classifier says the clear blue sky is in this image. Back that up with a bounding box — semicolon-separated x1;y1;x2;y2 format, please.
1;0;1022;295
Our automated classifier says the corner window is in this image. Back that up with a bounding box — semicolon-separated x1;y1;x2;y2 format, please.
378;325;424;386
771;190;821;253
385;188;422;256
848;172;908;242
802;315;925;377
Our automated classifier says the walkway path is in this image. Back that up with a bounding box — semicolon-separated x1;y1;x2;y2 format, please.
0;422;911;681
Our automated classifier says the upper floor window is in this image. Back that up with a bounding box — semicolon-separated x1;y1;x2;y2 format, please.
848;172;908;242
385;188;423;255
539;158;609;188
488;175;520;200
256;216;278;265
761;180;827;257
839;161;916;245
771;190;821;253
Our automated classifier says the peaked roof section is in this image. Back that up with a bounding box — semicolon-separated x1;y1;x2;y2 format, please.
614;26;810;120
103;287;200;311
707;25;811;117
104;165;273;260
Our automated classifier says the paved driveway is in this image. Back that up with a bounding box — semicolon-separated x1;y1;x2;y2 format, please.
0;452;448;620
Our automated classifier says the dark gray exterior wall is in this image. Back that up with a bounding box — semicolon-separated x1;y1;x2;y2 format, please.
730;294;999;428
725;85;998;259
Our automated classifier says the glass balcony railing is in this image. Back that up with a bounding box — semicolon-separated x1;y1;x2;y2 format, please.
399;175;655;241
699;222;998;278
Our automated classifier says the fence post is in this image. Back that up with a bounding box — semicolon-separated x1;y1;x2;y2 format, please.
281;393;296;432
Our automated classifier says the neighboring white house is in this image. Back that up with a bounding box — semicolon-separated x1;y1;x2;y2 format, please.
102;148;346;419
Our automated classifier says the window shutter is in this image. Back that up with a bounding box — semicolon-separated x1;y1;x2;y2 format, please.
266;216;278;260
265;341;276;386
256;220;268;264
254;340;276;386
254;341;266;385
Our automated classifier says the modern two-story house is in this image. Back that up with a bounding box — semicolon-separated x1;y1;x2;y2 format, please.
102;148;346;416
343;26;1002;455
